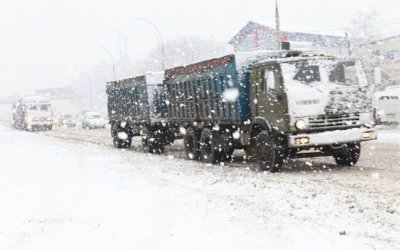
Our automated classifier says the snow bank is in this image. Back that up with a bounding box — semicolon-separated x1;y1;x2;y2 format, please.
0;125;398;249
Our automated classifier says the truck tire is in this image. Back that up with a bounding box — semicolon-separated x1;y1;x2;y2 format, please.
333;142;361;166
113;135;132;149
200;128;224;164
141;126;164;154
183;127;201;160
111;124;132;149
244;145;256;161
254;132;283;172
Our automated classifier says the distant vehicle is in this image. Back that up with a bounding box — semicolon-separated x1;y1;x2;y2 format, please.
57;114;77;127
12;96;53;131
374;92;400;126
81;112;106;129
76;110;90;122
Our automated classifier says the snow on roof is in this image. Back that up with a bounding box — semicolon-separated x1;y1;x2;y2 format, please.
375;87;400;97
234;50;301;70
22;96;50;103
165;50;322;79
84;111;101;116
108;72;164;88
229;21;276;44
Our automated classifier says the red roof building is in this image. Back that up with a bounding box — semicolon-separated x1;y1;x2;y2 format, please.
229;21;348;56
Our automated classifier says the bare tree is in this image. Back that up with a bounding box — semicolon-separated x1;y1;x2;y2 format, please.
132;36;231;73
346;11;381;87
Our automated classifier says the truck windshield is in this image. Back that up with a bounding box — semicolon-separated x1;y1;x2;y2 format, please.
27;103;51;111
328;61;358;85
379;96;400;106
281;60;360;86
293;62;321;83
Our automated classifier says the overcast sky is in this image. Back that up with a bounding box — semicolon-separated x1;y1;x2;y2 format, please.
0;0;399;96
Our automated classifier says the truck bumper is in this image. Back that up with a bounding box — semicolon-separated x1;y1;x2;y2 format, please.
27;121;53;127
288;127;377;148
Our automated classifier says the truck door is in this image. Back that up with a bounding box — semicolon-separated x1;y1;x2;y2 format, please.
253;64;287;131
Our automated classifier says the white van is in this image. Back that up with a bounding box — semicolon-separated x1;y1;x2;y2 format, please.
374;90;400;126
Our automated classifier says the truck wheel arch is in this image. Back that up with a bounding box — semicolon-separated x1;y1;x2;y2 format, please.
251;117;273;137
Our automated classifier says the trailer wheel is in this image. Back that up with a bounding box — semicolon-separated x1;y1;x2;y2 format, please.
254;132;283;172
333;142;360;166
111;124;132;149
141;126;164;154
113;135;132;149
200;128;224;164
183;127;201;160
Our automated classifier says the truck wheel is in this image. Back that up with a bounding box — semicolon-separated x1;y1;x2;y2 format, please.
113;135;132;149
183;127;201;160
255;132;283;172
141;126;164;154
333;142;361;166
200;128;223;164
111;124;132;149
244;145;256;161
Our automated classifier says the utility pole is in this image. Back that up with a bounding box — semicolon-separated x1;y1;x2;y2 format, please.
89;74;93;109
275;0;281;50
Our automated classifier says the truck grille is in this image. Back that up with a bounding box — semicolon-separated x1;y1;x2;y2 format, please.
308;115;360;129
33;117;47;122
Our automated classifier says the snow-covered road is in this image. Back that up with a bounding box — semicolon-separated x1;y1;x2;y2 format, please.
0;124;399;249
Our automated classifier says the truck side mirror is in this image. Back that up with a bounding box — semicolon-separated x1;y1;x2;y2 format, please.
281;42;290;50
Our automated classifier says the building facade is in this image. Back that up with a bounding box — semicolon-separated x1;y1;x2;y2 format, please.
373;35;400;85
229;21;348;56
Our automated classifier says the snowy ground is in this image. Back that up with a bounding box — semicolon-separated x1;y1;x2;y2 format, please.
0;111;399;249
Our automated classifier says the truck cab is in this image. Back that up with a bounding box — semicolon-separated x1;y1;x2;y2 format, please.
247;55;376;171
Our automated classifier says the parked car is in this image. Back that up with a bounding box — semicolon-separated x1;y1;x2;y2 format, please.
374;94;400;126
58;114;77;127
82;112;106;129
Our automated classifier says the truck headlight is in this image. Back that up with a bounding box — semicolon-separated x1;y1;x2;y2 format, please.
25;116;33;123
295;119;307;130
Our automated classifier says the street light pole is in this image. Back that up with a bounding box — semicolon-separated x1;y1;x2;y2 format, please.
137;17;165;69
97;44;117;80
275;0;281;50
